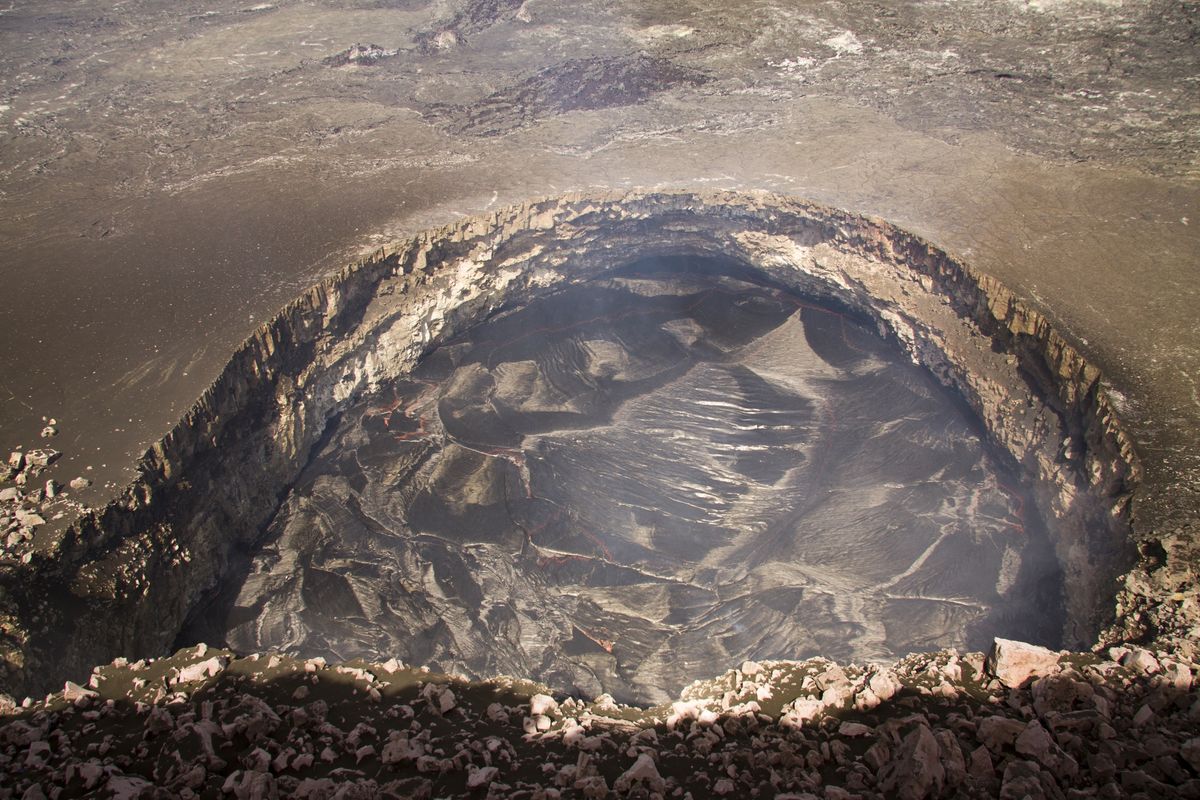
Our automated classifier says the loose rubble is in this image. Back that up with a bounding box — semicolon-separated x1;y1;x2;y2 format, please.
321;43;399;68
0;420;92;562
2;638;1198;797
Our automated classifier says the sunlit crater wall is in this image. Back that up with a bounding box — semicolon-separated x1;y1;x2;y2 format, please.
0;191;1138;697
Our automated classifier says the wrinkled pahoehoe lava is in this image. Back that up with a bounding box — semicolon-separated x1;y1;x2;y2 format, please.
0;191;1138;700
204;262;1062;705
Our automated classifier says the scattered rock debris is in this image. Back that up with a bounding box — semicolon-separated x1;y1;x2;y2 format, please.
1;422;90;560
2;638;1198;797
321;44;399;68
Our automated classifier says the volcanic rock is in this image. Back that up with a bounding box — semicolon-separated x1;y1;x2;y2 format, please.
22;449;59;468
977;716;1027;751
987;638;1062;688
878;725;944;800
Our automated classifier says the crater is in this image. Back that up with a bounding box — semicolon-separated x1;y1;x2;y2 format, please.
0;191;1139;700
193;258;1063;704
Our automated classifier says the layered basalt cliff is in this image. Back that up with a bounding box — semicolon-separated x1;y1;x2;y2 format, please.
0;190;1149;699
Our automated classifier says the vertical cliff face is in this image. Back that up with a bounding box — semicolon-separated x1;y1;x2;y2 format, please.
0;191;1146;698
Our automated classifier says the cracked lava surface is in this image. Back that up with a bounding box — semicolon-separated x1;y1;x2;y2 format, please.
200;261;1063;705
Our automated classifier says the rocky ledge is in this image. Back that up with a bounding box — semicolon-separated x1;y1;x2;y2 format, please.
2;637;1198;799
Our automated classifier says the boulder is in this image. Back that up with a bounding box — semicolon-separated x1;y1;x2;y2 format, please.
467;765;499;789
614;752;665;793
62;681;98;703
1121;648;1160;674
977;715;1027;751
867;669;903;701
175;656;228;684
23;449;60;468
986;638;1061;687
530;693;558;716
1015;720;1078;778
936;729;967;787
999;760;1051;800
878;725;945;800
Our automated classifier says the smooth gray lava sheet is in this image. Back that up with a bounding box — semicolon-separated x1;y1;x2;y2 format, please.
213;261;1063;704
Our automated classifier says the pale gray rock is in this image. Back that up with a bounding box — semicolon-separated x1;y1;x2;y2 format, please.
987;638;1061;688
530;694;558;716
62;680;98;703
1162;661;1194;690
1122;648;1161;674
15;510;45;528
23;449;59;468
176;656;227;684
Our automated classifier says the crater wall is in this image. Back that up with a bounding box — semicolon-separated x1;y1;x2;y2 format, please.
0;191;1144;697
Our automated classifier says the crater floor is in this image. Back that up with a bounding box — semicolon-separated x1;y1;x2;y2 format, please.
205;263;1062;704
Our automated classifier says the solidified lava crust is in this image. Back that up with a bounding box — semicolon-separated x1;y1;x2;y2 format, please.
197;262;1065;706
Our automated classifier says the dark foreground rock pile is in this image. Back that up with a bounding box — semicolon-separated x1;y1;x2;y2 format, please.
2;638;1198;799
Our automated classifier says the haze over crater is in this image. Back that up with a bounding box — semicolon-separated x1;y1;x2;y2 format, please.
202;259;1062;704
